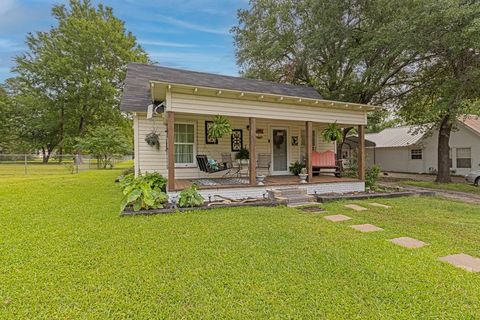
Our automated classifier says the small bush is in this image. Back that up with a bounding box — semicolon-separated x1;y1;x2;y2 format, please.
119;172;168;212
178;185;204;208
365;165;381;190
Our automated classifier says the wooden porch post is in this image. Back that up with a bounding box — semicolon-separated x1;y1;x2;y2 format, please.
358;124;365;181
249;117;257;186
306;121;313;182
167;111;175;191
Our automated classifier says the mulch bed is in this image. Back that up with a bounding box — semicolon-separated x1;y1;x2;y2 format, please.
316;190;435;203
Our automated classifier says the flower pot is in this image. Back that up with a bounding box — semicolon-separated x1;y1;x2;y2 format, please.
298;173;308;184
256;174;266;185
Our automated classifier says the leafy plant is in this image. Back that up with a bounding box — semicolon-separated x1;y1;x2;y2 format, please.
178;185;204;208
342;155;358;178
235;147;250;160
289;161;305;175
321;122;343;143
208;115;232;139
119;172;168;212
145;132;160;150
365;165;381;190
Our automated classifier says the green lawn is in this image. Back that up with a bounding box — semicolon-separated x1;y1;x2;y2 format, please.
402;180;480;195
1;165;480;319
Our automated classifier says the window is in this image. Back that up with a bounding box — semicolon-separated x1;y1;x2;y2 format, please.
174;123;195;166
411;149;422;160
456;148;471;168
449;148;453;168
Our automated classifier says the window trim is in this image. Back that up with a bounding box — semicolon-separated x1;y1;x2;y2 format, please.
410;148;423;160
174;121;197;168
455;147;472;169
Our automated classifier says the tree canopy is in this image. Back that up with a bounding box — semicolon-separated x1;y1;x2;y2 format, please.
1;0;148;161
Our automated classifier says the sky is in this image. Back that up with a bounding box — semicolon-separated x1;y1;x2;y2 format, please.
0;0;249;82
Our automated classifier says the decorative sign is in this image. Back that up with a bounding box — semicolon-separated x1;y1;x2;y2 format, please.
291;136;298;146
231;129;243;151
205;121;218;144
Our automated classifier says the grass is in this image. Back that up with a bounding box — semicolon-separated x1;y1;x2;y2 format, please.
1;164;480;319
402;180;480;195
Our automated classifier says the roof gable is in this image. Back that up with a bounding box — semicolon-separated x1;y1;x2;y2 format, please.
365;126;427;148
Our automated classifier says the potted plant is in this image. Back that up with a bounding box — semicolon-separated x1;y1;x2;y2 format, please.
256;174;266;185
208;115;232;140
298;167;308;184
321;122;343;143
235;146;250;165
289;161;305;176
145;132;160;150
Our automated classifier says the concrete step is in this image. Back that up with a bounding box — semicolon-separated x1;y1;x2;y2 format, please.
271;187;307;197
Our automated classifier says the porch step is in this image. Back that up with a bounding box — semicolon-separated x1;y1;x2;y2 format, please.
269;187;316;205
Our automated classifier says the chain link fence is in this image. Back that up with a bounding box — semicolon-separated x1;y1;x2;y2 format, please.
0;154;133;175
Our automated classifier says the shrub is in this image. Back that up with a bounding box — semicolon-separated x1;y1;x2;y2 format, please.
365;165;381;190
235;147;250;160
289;161;305;175
119;172;168;212
178;185;204;208
342;156;358;178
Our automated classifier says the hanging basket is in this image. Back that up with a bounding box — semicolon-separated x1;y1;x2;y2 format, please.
145;132;160;150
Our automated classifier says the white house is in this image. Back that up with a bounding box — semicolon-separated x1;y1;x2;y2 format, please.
120;63;379;199
365;116;480;176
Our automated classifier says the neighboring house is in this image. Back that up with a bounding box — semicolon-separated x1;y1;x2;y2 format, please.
365;116;480;175
120;63;378;199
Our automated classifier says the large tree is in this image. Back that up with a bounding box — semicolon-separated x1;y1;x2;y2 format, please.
10;0;148;161
399;0;480;182
233;0;424;158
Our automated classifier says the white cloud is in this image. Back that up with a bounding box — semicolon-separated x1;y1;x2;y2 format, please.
0;0;16;16
0;38;23;52
139;39;198;48
156;15;229;35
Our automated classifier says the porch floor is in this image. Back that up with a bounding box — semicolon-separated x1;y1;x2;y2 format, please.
174;174;359;191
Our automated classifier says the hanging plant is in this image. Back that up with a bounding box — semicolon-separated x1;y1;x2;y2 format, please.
321;122;343;143
145;132;160;150
208;115;232;140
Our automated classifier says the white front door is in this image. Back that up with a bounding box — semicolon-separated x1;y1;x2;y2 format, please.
271;128;289;174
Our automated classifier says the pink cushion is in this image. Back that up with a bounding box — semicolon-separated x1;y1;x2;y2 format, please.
312;150;336;167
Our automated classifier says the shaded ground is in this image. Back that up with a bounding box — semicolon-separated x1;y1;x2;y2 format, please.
1;165;480;318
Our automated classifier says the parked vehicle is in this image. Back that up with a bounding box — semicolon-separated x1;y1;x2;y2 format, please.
465;170;480;186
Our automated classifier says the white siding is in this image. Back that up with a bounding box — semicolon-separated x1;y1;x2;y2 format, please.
371;124;480;175
170;92;367;125
134;113;336;178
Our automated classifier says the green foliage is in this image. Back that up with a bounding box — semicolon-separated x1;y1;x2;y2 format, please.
289;161;305;175
235;147;250;160
178;184;204;208
144;132;160;150
365;165;381;190
2;168;480;318
76;125;131;168
321;122;343;143
342;156;358;179
5;0;148;160
119;172;168;212
208;115;233;139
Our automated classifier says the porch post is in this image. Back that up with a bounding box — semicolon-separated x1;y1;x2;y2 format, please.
306;121;313;182
167;111;175;191
249;117;257;186
358;124;366;181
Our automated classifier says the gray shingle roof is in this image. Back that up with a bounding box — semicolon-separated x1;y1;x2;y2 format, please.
120;62;322;112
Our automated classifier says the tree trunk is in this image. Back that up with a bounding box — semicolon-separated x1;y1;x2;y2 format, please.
58;104;65;163
336;127;353;161
436;115;452;183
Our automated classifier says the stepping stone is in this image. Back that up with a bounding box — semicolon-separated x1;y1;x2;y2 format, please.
390;237;427;248
344;204;367;211
439;254;480;272
351;224;383;233
369;203;392;209
324;214;352;222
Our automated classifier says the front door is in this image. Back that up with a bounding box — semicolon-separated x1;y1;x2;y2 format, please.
272;128;288;174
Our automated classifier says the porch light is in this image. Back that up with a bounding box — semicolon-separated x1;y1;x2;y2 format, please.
194;87;198;93
239;92;245;97
217;90;222;95
278;96;284;101
259;95;264;99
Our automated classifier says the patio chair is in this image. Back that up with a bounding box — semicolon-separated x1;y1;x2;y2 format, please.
257;154;271;172
196;155;229;174
221;153;241;177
